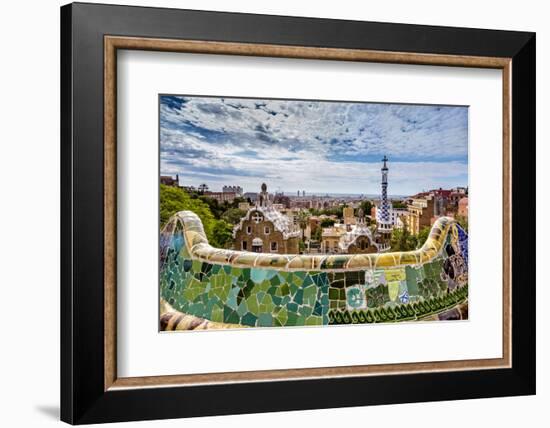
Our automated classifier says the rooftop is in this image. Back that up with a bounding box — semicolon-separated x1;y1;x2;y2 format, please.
233;205;301;239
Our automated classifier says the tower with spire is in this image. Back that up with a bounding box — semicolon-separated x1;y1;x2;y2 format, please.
376;155;393;251
258;183;270;207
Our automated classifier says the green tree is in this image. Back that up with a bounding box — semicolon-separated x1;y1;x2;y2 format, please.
198;195;223;218
311;227;323;242
295;210;310;239
416;226;431;249
392;200;407;209
390;228;403;251
320;218;335;228
160;184;229;248
230;197;247;208
161;185;214;228
360;200;373;215
390;223;417;251
212;220;234;248
221;208;247;225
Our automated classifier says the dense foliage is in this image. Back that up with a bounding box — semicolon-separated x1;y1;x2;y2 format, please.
308;206;345;219
160;185;234;248
391;200;407;209
221;208;247;225
390;224;431;251
194;194;248;219
320;218;336;228
390;225;417;251
359;199;373;215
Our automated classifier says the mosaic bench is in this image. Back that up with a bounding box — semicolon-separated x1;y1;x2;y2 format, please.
160;211;469;330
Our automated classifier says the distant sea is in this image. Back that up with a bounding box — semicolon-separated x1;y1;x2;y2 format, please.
283;192;407;199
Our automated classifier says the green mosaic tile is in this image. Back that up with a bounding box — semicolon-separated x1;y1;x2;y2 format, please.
299;305;313;317
293;288;304;305
282;283;291;296
275;307;288;325
159;213;468;330
251;268;267;284
287;302;298;313
236;300;248;317
295;271;306;280
305;316;323;326
242;312;258;326
286;312;299;326
211;306;224;322
246;295;259;315
258;313;273;327
260;293;272;305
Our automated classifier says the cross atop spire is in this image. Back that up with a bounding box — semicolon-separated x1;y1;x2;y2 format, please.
382;155;388;169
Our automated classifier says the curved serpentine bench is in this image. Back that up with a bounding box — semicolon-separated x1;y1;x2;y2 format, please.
160;211;468;329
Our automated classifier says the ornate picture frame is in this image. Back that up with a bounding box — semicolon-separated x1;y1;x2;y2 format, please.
61;2;535;424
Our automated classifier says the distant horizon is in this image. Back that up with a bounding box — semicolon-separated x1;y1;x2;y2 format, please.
160;95;468;195
160;176;467;200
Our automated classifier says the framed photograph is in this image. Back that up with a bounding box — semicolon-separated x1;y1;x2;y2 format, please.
61;2;535;424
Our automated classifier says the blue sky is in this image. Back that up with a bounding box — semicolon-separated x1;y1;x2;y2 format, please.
160;95;468;196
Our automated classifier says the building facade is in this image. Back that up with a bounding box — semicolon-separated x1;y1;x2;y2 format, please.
346;235;379;254
405;187;468;235
320;226;342;253
203;191;238;203
406;194;436;235
342;206;356;225
320;222;379;254
160;174;179;187
233;184;301;254
222;185;243;195
320;209;379;254
458;197;469;217
391;208;409;229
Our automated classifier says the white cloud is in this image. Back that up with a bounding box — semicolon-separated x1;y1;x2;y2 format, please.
160;95;468;195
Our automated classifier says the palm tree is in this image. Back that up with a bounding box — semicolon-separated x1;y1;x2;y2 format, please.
198;183;209;194
296;209;310;240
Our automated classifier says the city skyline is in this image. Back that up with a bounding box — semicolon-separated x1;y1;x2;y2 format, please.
160;95;468;195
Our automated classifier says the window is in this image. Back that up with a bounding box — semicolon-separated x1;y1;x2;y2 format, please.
251;212;264;223
242;241;247;250
264;226;270;235
270;242;278;252
246;226;251;234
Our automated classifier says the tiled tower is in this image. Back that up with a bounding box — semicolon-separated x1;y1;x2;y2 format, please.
376;155;393;250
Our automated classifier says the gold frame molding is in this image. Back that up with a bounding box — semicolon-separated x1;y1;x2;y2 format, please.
104;36;512;391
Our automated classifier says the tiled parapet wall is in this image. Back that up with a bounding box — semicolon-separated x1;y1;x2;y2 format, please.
160;211;469;329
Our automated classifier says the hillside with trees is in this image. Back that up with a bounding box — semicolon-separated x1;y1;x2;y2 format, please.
160;184;239;248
